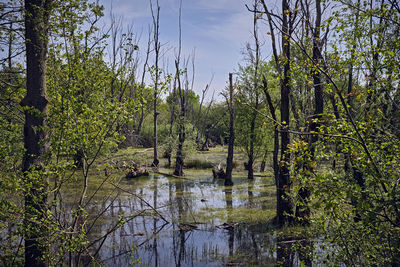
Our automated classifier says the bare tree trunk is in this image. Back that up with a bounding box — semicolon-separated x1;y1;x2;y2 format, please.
153;90;159;167
150;0;161;167
174;58;185;176
173;0;186;176
7;22;13;70
195;83;210;143
277;0;294;225
166;89;176;167
248;117;255;179
247;0;261;180
174;122;185;176
21;0;52;265
261;0;295;225
136;29;152;137
225;73;235;186
174;60;188;176
296;0;324;223
263;78;279;186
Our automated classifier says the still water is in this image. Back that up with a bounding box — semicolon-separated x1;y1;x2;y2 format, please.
69;171;315;266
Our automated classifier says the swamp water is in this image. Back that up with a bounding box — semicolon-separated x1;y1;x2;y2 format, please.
65;169;319;266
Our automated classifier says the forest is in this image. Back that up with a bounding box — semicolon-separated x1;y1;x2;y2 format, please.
0;0;400;266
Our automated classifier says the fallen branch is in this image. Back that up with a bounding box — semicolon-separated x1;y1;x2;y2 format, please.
154;171;190;180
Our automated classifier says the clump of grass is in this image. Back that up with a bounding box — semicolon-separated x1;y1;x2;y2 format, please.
185;158;214;169
202;207;276;224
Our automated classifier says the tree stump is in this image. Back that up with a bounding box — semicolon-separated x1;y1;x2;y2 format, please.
212;164;226;179
126;166;149;179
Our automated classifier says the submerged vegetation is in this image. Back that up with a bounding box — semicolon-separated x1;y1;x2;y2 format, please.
1;0;400;266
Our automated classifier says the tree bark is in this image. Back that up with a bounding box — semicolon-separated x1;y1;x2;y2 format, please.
263;78;279;186
174;60;185;176
21;0;52;265
297;0;323;223
173;2;185;176
260;0;294;225
150;0;160;167
225;73;234;186
247;1;260;180
277;0;293;226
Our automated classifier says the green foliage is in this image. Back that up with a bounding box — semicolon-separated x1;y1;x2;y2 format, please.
0;65;25;265
287;1;400;264
1;0;399;265
235;61;278;161
0;0;140;264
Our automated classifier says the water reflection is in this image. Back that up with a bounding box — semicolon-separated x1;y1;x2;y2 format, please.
57;173;318;266
224;187;234;261
248;179;254;209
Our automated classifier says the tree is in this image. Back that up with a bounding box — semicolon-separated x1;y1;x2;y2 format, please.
173;0;190;176
224;73;235;186
243;0;262;180
150;0;161;167
21;0;53;265
283;0;400;264
262;75;280;188
294;0;326;223
261;0;299;225
235;61;267;179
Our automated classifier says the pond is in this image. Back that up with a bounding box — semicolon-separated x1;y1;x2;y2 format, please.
65;169;318;266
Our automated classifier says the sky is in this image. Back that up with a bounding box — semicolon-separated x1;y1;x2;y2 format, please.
98;0;275;101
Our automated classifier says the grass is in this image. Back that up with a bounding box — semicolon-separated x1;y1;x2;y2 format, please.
196;206;276;224
184;158;214;169
100;145;267;173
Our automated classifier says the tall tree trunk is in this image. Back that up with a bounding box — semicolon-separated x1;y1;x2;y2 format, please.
174;121;185;176
277;0;293;225
225;73;234;186
261;0;294;225
263;78;279;186
153;92;159;167
22;0;52;265
297;0;323;223
150;0;160;167
174;60;185;176
173;1;185;176
136;30;152;138
248;115;256;179
7;22;13;70
166;91;175;168
247;2;260;180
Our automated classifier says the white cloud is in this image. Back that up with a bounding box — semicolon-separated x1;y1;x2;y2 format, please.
98;0;274;100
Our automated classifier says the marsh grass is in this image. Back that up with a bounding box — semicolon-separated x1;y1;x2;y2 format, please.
100;146;262;173
184;158;214;169
197;206;276;224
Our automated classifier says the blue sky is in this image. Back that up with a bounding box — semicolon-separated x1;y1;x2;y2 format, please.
98;0;274;100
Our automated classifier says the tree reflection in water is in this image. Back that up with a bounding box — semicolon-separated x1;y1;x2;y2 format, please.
224;187;234;260
61;173;319;266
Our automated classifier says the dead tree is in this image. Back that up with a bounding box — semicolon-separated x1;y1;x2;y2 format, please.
135;27;152;137
224;73;235;186
246;0;262;180
173;0;186;176
195;83;209;143
150;0;161;167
